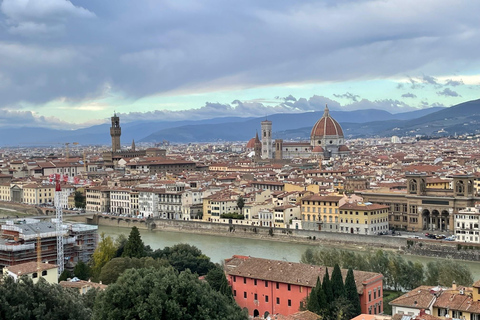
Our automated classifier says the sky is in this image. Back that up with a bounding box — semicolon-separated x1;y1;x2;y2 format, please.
0;0;479;129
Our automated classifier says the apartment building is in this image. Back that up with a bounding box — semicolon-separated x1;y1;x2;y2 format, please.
455;207;480;243
338;202;389;235
301;194;343;231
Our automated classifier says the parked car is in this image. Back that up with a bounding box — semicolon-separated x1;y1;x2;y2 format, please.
445;235;456;241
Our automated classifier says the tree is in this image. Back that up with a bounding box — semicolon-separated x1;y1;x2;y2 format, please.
93;267;247;320
148;243;216;276
322;268;333;304
122;226;145;258
74;260;91;280
114;234;127;257
91;233;117;280
425;260;473;287
205;266;233;298
59;269;73;282
344;268;361;319
0;276;92;319
74;190;86;208
99;257;168;285
237;196;245;212
331;264;345;300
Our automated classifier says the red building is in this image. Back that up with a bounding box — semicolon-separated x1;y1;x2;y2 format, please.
224;255;383;318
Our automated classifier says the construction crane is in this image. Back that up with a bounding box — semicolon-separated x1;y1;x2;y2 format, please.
55;178;64;275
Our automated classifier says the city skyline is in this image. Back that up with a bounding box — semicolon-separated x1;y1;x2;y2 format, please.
0;0;479;129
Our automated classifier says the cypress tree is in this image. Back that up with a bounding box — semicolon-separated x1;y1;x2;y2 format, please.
322;268;334;304
122;226;145;258
345;268;362;318
307;277;321;314
331;263;346;299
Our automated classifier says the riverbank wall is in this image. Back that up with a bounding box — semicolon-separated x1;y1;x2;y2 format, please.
404;239;480;261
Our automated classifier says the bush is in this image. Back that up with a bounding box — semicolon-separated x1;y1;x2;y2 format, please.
220;213;245;220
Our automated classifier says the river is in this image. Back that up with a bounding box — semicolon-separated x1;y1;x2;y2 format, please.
98;225;480;280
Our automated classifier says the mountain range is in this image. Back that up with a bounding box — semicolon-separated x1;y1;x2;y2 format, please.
0;99;479;146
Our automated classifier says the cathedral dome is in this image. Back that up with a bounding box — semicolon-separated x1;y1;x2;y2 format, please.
246;138;256;149
310;106;344;139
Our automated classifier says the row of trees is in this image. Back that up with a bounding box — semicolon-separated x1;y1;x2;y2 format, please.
306;265;361;320
301;247;473;290
1;226;246;319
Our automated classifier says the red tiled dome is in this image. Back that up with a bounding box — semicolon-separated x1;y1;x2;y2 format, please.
310;106;344;139
312;146;324;153
339;145;350;152
246;138;256;149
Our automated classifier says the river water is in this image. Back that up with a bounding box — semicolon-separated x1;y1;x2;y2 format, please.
98;225;480;280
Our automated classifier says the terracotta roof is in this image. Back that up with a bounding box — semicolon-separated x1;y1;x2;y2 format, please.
302;194;343;202
433;288;480;314
59;279;108;291
389;286;437;309
273;310;320;320
339;203;389;211
7;262;57;275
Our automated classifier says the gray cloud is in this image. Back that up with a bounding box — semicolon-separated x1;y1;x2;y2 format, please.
0;0;478;108
444;79;464;86
0;108;70;129
437;88;461;97
118;95;434;122
422;75;438;85
401;93;417;98
333;92;360;102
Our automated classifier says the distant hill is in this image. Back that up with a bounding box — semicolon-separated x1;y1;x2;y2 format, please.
0;104;460;146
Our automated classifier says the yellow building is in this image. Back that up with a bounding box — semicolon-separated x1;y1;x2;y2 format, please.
22;183;55;205
301;194;343;231
202;193;239;222
3;262;58;284
339;202;389;235
0;183;11;201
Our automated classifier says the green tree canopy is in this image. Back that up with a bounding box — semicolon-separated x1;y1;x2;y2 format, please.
237;196;245;211
93;267;247;320
322;268;333;304
331;264;345;300
122;226;145;258
74;260;91;280
0;276;92;320
74;191;86;208
148;243;216;276
344;268;361;319
91;233;117;280
99;256;169;285
205;266;233;298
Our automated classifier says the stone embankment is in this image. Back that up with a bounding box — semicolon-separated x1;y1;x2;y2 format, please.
404;238;480;262
0;202;43;215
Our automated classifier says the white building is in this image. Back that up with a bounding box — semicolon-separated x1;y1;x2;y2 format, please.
455;207;480;243
110;188;131;215
138;189;158;218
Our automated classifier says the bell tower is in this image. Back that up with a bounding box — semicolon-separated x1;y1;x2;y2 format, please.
110;113;121;153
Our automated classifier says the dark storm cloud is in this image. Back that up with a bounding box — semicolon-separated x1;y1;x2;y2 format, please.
0;0;479;108
401;93;417;98
437;88;461;97
333;92;360;102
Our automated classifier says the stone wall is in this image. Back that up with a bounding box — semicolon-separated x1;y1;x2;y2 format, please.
404;239;480;262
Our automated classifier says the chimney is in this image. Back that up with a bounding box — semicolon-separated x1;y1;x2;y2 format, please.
452;281;457;290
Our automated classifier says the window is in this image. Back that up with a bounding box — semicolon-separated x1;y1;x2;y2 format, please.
244;278;246;284
276;297;280;304
233;276;236;282
265;281;268;288
254;293;258;300
41;270;47;276
368;291;371;302
288;284;291;291
276;282;279;289
233;290;236;296
254;279;257;286
32;272;38;278
288;299;292;307
265;295;269;302
244;292;247;299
